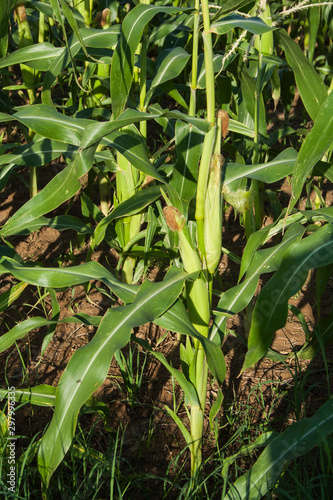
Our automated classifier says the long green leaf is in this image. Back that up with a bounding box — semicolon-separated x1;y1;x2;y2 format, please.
0;313;101;353
241;68;267;137
111;4;191;118
0;281;28;313
228;118;255;138
13;104;85;146
210;14;276;35
0;0;16;58
0;43;64;68
90;186;161;252
0;385;56;407
42;26;120;107
12;105;165;181
239;208;333;280
292;89;333;206
0;258;137;304
0;138;76;168
80;106;210;151
276;29;327;121
144;47;191;106
224;148;297;186
210;222;305;344
0;143;96;237
37;268;191;487
155;299;226;385
243;224;333;371
169;121;204;213
226;398;333;499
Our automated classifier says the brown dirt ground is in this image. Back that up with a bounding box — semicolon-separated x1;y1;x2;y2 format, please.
0;141;333;498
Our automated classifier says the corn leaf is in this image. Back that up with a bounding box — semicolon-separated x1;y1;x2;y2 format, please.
0;138;77;168
210;223;305;345
111;4;191;118
42;26;120;106
0;281;28;313
0;258;138;304
81;107;210;151
0;43;64;68
276;29;327;121
0;143;96;237
239;208;333;280
241;68;267;137
210;14;276;36
0;0;16;58
12;105;166;180
90;185;162;252
0;313;101;353
13;104;86;146
292;89;333;206
224;148;297;185
243;224;333;371
144;47;191;107
155;299;226;385
228;118;255;138
0;385;56;407
37;268;191;487
169;121;204;214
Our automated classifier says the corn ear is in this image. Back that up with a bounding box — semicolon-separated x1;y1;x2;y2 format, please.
163;206;201;274
204;154;223;275
163;206;209;338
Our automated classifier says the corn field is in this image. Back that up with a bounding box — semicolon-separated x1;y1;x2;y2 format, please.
1;0;333;498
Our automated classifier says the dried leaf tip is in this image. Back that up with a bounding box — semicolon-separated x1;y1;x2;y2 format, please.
163;206;184;232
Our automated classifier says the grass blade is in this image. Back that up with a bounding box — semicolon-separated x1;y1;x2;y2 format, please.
226;398;333;499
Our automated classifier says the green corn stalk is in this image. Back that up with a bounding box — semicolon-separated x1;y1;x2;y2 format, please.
73;0;93;27
15;4;37;198
115;151;142;284
252;0;273;231
195;0;217;261
91;9;112;216
114;0;151;283
188;0;200;117
38;0;46;45
162;0;227;475
137;0;150;139
92;8;111;104
163;204;210;475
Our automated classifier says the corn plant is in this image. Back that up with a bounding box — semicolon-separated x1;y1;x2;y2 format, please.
1;0;333;497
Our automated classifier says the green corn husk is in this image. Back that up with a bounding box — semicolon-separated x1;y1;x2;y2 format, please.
204;154;223;275
163;206;209;338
